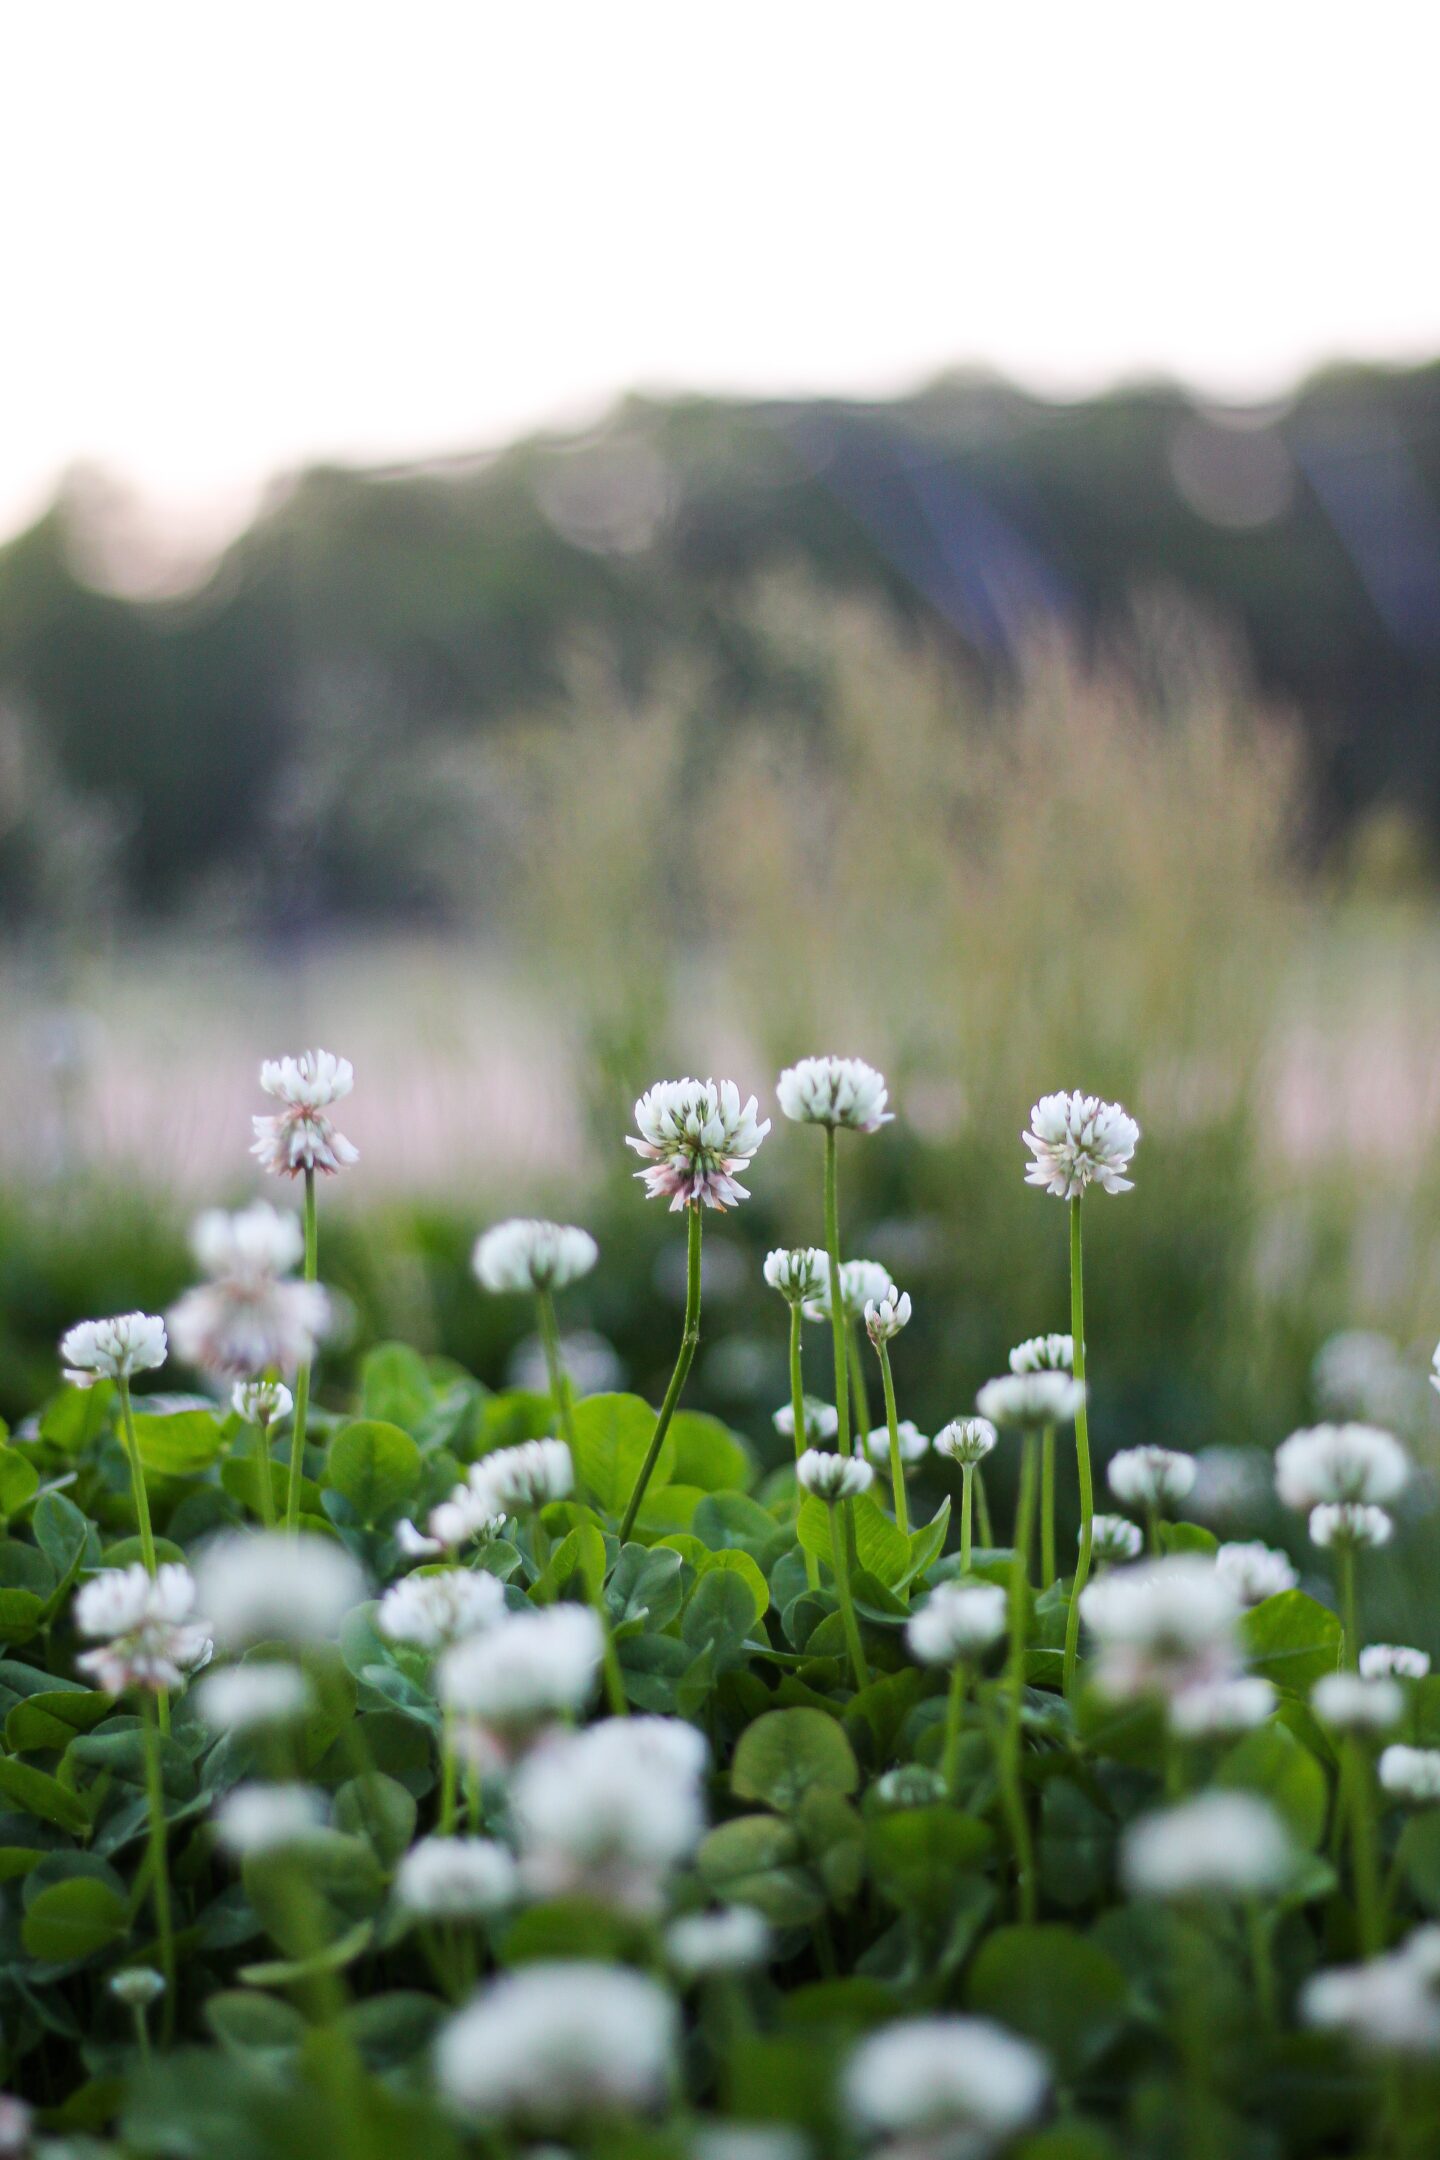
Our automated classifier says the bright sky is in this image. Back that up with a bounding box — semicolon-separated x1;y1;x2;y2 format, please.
3;0;1438;555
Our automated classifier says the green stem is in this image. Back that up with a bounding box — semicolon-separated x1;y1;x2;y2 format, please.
1339;1546;1360;1671
619;1203;701;1543
116;1374;157;1578
1247;1901;1277;2032
141;1696;175;2031
876;1341;909;1536
439;1709;458;1835
1346;1738;1383;1957
943;1659;968;1797
847;1322;871;1453
974;1465;994;1548
1003;1431;1039;1921
960;1463;974;1573
1039;1425;1056;1586
284;1165;318;1534
828;1501;870;1692
789;1304;820;1590
823;1127;851;1458
536;1287;576;1451
1062;1194;1093;1703
252;1419;277;1529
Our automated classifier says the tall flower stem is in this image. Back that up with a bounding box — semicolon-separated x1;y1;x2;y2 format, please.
823;1128;851;1459
789;1305;820;1591
535;1287;576;1450
1345;1739;1383;1956
827;1500;870;1692
1002;1431;1039;1922
846;1324;871;1451
619;1203;701;1543
251;1416;277;1529
1338;1547;1360;1670
141;1694;175;2033
115;1375;158;1580
284;1166;318;1533
439;1709;459;1835
1062;1194;1094;1703
960;1464;975;1573
876;1341;910;1537
1039;1426;1056;1587
974;1467;994;1548
942;1659;968;1797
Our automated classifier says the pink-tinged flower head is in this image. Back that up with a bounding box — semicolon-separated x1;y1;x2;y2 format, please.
1024;1091;1140;1199
627;1078;770;1211
167;1202;329;1381
74;1564;212;1695
251;1049;359;1179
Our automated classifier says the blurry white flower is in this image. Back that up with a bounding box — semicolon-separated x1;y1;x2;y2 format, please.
1168;1674;1277;1737
665;1905;772;1979
1106;1446;1196;1511
195;1661;312;1734
1187;1445;1274;1527
397;1477;509;1560
60;1312;167;1389
1089;1515;1145;1567
777;1057;891;1133
197;1532;366;1650
762;1248;828;1304
796;1450;874;1503
472;1220;598;1294
1214;1541;1298;1606
773;1398;839;1445
109;1965;166;2009
1079;1556;1239;1703
1315;1330;1409;1422
168;1203;329;1381
74;1565;211;1695
1309;1502;1393;1551
975;1372;1086;1430
192;1202;303;1278
1433;1340;1440;1399
0;2099;30;2159
863;1420;928;1467
214;1782;328;1856
843;2015;1048;2151
691;2129;809;2160
1023;1091;1140;1200
507;1326;623;1399
802;1258;894;1325
627;1078;770;1211
511;1716;708;1913
1311;1671;1404;1734
1303;1927;1440;2055
906;1583;1007;1666
472;1439;573;1513
863;1285;911;1346
1123;1793;1292;1899
934;1417;997;1467
1009;1333;1074;1374
1380;1747;1440;1804
434;1961;677;2124
231;1379;293;1426
1362;1644;1431;1681
1275;1424;1409;1510
437;1604;602;1747
395;1835;520;1919
251;1049;358;1179
378;1568;506;1652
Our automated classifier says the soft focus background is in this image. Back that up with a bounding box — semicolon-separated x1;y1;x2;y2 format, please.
5;0;1440;1631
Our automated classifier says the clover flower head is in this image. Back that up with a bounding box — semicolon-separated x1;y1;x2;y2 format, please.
195;1661;312;1734
627;1078;770;1210
1309;1502;1393;1551
905;1582;1007;1666
796;1450;874;1503
1275;1423;1409;1510
109;1966;166;2010
1122;1793;1293;1900
168;1209;329;1380
1080;1555;1240;1703
934;1416;998;1467
231;1379;294;1426
762;1248;828;1305
472;1219;599;1294
60;1311;167;1389
397;1478;509;1560
511;1715;708;1913
251;1049;358;1178
773;1398;839;1444
1089;1514;1144;1567
863;1419;928;1467
196;1532;366;1650
975;1371;1086;1431
471;1438;573;1514
437;1604;602;1746
1362;1644;1431;1681
1380;1747;1440;1805
1303;1927;1440;2055
1106;1445;1197;1511
1311;1670;1405;1735
801;1257;895;1325
0;2100;30;2160
74;1564;211;1695
435;1961;678;2125
666;1905;772;1979
843;2014;1048;2148
378;1567;507;1652
1023;1090;1140;1199
1168;1674;1277;1738
1214;1541;1298;1606
395;1835;520;1920
1009;1332;1075;1374
214;1783;328;1857
864;1285;911;1346
191;1201;303;1280
776;1056;892;1133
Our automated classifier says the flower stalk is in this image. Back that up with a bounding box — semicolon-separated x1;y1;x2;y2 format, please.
619;1202;702;1543
876;1339;910;1537
140;1695;175;2026
826;1497;870;1692
535;1286;576;1451
788;1305;821;1590
115;1374;158;1580
823;1127;851;1459
1062;1195;1095;1701
1002;1431;1039;1922
284;1166;318;1534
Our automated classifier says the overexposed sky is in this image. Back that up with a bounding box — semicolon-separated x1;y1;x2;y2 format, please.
3;0;1438;553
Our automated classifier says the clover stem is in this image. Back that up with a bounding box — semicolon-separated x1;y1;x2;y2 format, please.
141;1694;175;2034
876;1340;909;1537
828;1500;870;1692
1062;1193;1094;1702
1001;1430;1039;1922
535;1286;576;1450
943;1659;968;1797
1039;1425;1056;1587
1338;1545;1360;1670
960;1463;975;1574
115;1374;157;1580
1346;1737;1383;1956
974;1466;994;1548
284;1165;318;1533
823;1126;851;1459
619;1201;701;1543
788;1304;820;1590
847;1322;871;1452
439;1709;459;1835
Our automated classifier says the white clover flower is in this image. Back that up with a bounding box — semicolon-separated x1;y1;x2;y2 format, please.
1380;1747;1440;1804
511;1716;708;1913
862;1420;928;1467
1106;1446;1196;1511
196;1532;367;1650
1089;1514;1145;1567
1023;1091;1140;1200
434;1962;677;2125
796;1450;874;1503
934;1417;998;1467
975;1371;1086;1430
214;1782;328;1857
1309;1502;1393;1551
397;1477;509;1560
195;1661;312;1734
0;2099;30;2160
168;1203;330;1382
802;1258;894;1325
773;1398;839;1445
627;1078;770;1211
251;1049;358;1179
905;1583;1007;1666
1275;1423;1410;1510
691;2130;810;2160
1315;1330;1409;1421
378;1568;507;1652
843;2015;1048;2150
1186;1445;1274;1527
863;1285;912;1346
231;1379;294;1426
776;1056;892;1134
191;1201;304;1279
1079;1555;1240;1703
471;1439;573;1514
1009;1333;1075;1374
472;1220;599;1294
1122;1793;1293;1900
1214;1541;1298;1606
1362;1644;1432;1681
60;1311;167;1389
109;1965;166;2010
394;1835;520;1920
437;1603;602;1745
1168;1675;1277;1738
762;1248;828;1304
74;1564;211;1696
1311;1671;1405;1735
665;1905;772;1979
1303;1928;1440;2055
